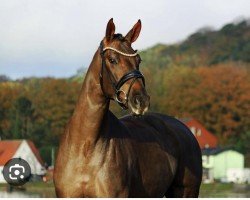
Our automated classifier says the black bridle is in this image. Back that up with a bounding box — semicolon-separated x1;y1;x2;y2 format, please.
99;41;145;109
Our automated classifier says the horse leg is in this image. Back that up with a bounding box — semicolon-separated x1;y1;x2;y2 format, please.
164;167;201;197
165;185;200;198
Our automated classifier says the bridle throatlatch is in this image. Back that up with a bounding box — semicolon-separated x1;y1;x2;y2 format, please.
99;41;145;110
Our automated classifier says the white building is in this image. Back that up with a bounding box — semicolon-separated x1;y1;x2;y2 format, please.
0;140;46;183
202;148;244;183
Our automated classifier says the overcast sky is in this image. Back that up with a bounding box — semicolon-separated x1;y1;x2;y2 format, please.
0;0;250;79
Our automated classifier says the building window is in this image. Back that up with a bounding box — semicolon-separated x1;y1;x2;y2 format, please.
190;127;196;135
197;129;202;136
202;156;210;164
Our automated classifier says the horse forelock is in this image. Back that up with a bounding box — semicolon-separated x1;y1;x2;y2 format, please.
113;33;125;41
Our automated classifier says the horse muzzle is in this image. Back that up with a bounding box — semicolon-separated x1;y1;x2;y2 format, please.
129;94;150;116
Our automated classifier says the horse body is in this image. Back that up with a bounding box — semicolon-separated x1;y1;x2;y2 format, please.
54;19;202;197
54;110;202;197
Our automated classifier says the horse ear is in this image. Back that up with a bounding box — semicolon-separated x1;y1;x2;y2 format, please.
105;18;115;41
125;20;141;43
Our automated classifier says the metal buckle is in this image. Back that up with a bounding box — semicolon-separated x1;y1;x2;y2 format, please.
115;89;127;104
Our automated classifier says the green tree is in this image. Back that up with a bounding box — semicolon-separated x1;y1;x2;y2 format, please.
9;97;34;139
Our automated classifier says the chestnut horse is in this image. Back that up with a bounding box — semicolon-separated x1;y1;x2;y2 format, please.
54;19;202;197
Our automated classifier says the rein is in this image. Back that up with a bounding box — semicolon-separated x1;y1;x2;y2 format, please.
99;41;145;109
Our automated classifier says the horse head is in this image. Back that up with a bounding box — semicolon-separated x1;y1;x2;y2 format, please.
99;18;150;116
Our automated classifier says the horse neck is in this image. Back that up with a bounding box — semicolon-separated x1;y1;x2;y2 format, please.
68;49;109;144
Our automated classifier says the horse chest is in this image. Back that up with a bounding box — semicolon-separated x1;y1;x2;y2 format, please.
81;142;132;197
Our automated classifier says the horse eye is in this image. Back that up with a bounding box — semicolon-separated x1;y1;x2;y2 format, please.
108;58;117;64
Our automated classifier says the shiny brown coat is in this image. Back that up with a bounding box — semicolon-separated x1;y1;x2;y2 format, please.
53;19;202;198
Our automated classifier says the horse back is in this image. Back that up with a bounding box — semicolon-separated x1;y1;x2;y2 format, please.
120;112;201;154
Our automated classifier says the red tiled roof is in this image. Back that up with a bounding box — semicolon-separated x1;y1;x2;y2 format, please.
0;140;44;166
181;118;218;149
0;140;22;166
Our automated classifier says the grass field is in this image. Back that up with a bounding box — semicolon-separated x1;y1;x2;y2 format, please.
199;183;250;198
0;182;55;198
1;182;250;197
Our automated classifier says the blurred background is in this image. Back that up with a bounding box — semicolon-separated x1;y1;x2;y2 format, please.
0;0;249;197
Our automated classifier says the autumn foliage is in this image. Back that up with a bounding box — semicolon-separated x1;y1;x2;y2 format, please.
1;63;249;159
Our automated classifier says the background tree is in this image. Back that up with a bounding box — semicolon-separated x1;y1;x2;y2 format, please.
9;97;34;139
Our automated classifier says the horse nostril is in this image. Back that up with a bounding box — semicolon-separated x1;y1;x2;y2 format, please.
134;95;140;106
133;95;146;108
